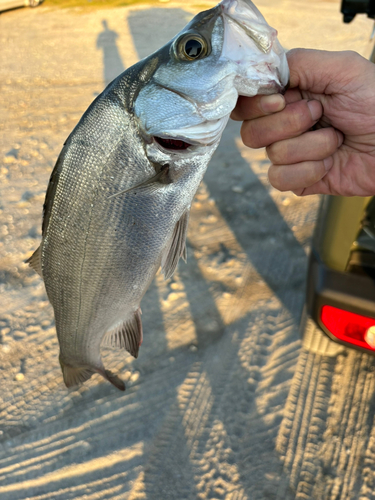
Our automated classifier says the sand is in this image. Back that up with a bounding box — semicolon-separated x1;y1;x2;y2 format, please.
1;1;375;498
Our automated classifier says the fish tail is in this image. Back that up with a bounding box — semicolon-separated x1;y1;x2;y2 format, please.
97;367;126;391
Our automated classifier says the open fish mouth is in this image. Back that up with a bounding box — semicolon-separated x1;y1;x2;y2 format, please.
154;137;192;151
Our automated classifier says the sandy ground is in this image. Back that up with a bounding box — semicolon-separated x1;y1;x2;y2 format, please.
1;1;375;498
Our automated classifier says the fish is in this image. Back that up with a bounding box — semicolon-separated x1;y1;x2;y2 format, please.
27;0;289;391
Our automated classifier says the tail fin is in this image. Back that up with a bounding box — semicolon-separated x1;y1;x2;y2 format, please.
99;369;125;391
60;359;125;391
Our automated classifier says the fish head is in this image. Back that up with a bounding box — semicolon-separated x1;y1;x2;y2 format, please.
134;0;289;160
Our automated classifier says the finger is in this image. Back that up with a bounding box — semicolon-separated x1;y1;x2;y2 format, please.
292;182;332;196
292;174;338;196
284;88;303;104
287;48;373;94
267;127;344;165
231;93;285;121
268;157;331;192
241;99;322;148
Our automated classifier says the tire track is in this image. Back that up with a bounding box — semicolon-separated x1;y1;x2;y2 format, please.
4;3;375;500
276;349;336;493
128;304;300;500
277;342;375;499
0;346;195;500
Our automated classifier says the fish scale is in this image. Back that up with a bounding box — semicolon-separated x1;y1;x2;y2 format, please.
27;0;289;390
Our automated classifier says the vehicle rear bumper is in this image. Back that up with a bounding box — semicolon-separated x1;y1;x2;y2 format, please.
306;249;375;353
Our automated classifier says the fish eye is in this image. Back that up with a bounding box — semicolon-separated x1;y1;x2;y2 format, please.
176;34;209;61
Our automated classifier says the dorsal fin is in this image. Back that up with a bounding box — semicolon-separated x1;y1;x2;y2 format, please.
103;308;143;358
25;246;42;277
161;209;190;280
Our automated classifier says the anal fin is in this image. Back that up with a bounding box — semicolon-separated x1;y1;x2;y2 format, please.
104;308;143;358
161;208;190;280
60;362;95;388
60;360;125;392
25;246;42;278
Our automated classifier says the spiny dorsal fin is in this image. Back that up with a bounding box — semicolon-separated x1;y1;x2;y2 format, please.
25;246;42;278
103;308;143;358
161;209;190;280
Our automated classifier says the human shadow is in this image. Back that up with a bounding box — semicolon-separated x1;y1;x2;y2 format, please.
96;19;125;86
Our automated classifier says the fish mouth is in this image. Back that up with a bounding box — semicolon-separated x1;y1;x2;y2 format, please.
154;136;192;151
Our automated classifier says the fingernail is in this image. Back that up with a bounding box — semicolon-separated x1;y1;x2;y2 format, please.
323;156;333;171
307;100;322;122
260;94;285;113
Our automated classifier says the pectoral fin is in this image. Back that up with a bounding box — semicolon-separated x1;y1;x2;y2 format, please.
103;308;143;358
108;165;170;199
161;209;190;280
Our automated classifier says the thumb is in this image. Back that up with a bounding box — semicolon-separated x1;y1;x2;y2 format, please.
287;48;369;95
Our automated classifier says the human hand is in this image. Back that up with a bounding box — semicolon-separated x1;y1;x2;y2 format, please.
232;48;375;196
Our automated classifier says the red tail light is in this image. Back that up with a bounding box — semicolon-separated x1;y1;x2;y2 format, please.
321;305;375;350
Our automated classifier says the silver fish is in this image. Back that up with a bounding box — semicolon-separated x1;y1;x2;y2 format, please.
27;0;289;390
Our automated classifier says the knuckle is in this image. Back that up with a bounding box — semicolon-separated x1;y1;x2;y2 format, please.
304;161;326;186
286;101;314;135
312;128;338;160
289;108;308;134
326;128;339;152
266;142;285;164
268;165;287;191
241;121;262;148
240;122;253;147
